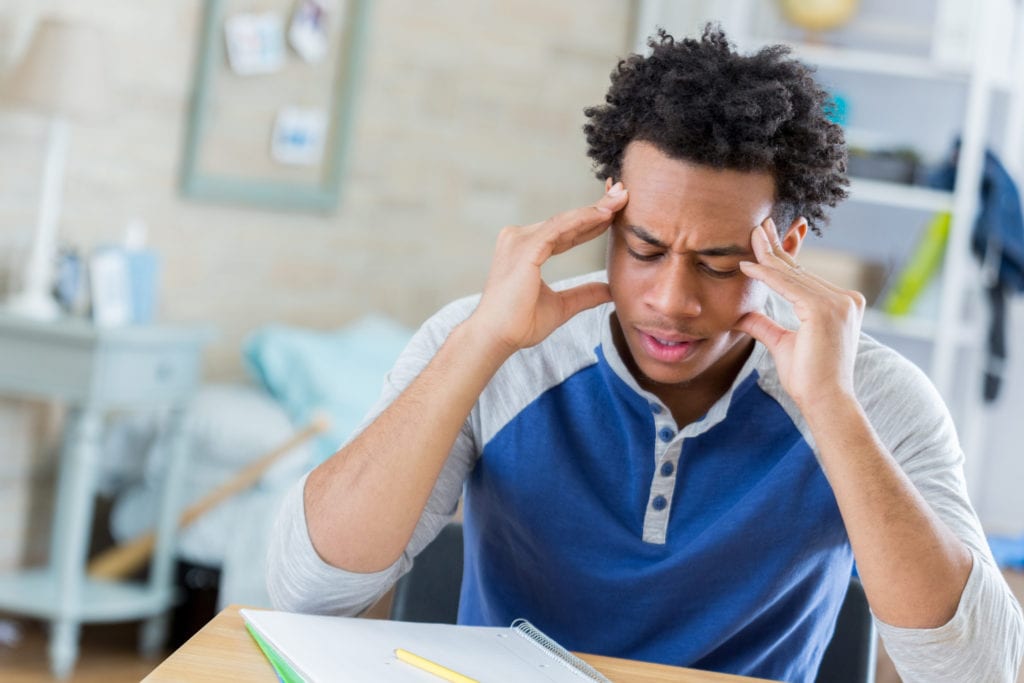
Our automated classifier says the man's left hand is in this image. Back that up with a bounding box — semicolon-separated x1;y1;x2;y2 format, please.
734;219;866;409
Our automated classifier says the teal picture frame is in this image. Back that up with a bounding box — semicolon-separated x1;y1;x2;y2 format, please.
180;0;369;212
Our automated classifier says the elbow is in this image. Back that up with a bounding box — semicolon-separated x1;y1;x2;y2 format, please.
264;547;309;613
1010;599;1024;681
264;558;296;612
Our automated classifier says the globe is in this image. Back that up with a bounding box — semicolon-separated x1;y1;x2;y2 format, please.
779;0;860;32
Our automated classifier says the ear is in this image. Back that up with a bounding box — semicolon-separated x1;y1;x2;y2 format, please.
780;217;808;258
605;177;613;192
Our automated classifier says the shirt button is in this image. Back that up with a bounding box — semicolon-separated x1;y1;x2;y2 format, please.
650;402;663;414
658;427;674;443
660;461;675;477
652;495;668;511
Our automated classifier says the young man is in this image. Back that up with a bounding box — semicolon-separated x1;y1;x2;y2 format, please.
267;28;1023;682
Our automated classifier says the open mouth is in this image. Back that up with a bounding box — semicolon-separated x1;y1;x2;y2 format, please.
638;331;699;363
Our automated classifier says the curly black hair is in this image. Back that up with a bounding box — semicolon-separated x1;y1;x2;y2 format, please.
583;26;848;235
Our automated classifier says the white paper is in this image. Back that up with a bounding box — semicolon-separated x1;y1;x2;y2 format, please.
241;609;596;682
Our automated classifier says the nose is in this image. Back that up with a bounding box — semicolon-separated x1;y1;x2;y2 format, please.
644;258;702;319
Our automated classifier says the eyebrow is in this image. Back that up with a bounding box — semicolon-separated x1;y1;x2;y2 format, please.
625;224;753;257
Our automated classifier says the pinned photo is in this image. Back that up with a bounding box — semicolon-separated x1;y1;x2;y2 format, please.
224;12;286;76
289;0;334;63
270;106;328;166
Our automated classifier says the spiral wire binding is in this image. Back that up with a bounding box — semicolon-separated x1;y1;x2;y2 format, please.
510;619;612;682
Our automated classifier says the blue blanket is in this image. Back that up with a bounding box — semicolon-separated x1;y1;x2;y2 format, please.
244;315;414;465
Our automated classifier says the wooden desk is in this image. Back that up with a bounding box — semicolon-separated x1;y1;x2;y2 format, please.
143;605;777;682
0;313;212;678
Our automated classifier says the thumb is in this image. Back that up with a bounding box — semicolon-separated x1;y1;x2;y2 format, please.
558;282;612;322
734;311;788;352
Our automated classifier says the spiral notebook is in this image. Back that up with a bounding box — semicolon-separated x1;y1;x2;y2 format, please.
240;608;611;682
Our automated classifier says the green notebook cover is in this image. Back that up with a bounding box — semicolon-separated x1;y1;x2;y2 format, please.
245;621;306;683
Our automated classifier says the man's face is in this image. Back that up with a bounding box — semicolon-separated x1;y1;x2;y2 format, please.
607;141;803;399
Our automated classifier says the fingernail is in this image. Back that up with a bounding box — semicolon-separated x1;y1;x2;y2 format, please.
607;182;625;197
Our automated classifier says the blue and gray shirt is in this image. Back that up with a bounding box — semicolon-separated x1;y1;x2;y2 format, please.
268;272;1023;682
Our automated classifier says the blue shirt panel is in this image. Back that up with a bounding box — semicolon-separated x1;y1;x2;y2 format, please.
459;346;852;682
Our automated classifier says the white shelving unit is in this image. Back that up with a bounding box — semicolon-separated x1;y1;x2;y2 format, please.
633;0;1024;501
848;178;953;212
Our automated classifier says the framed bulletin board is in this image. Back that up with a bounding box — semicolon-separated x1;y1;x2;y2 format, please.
180;0;369;212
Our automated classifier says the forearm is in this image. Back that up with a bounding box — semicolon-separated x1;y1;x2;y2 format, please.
805;393;973;628
304;319;509;573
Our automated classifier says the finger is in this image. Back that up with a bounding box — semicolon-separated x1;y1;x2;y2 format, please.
734;310;789;352
743;228;819;301
757;221;830;292
597;181;629;213
761;219;849;296
752;221;798;270
542;184;629;256
742;258;868;330
557;281;613;321
794;263;848;296
749;223;851;303
537;182;628;231
549;216;614;256
759;218;797;268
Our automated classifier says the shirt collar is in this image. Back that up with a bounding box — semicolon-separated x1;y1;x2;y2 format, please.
598;295;784;435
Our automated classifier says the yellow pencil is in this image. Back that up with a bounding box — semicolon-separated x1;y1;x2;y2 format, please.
394;647;479;683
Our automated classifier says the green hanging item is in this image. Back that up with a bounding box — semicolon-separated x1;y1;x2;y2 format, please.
881;211;951;316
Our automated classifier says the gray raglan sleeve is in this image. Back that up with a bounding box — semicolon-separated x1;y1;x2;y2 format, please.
265;297;482;616
855;342;1024;682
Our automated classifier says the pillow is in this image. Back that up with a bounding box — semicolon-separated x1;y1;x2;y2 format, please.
108;382;312;567
179;383;302;469
100;382;309;494
244;314;414;465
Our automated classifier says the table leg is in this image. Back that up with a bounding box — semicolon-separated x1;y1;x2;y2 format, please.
47;406;103;679
48;619;80;680
139;610;170;659
143;406;192;656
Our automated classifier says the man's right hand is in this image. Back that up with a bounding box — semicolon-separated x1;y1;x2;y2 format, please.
469;182;629;354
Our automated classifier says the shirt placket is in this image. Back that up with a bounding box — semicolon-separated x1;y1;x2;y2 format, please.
641;400;683;544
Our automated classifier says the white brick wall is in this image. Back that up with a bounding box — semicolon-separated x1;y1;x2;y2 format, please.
0;0;632;379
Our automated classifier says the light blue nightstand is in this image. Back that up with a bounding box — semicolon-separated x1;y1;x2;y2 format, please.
0;312;214;678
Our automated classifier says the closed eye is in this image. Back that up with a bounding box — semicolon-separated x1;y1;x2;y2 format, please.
627;247;662;262
700;263;741;278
